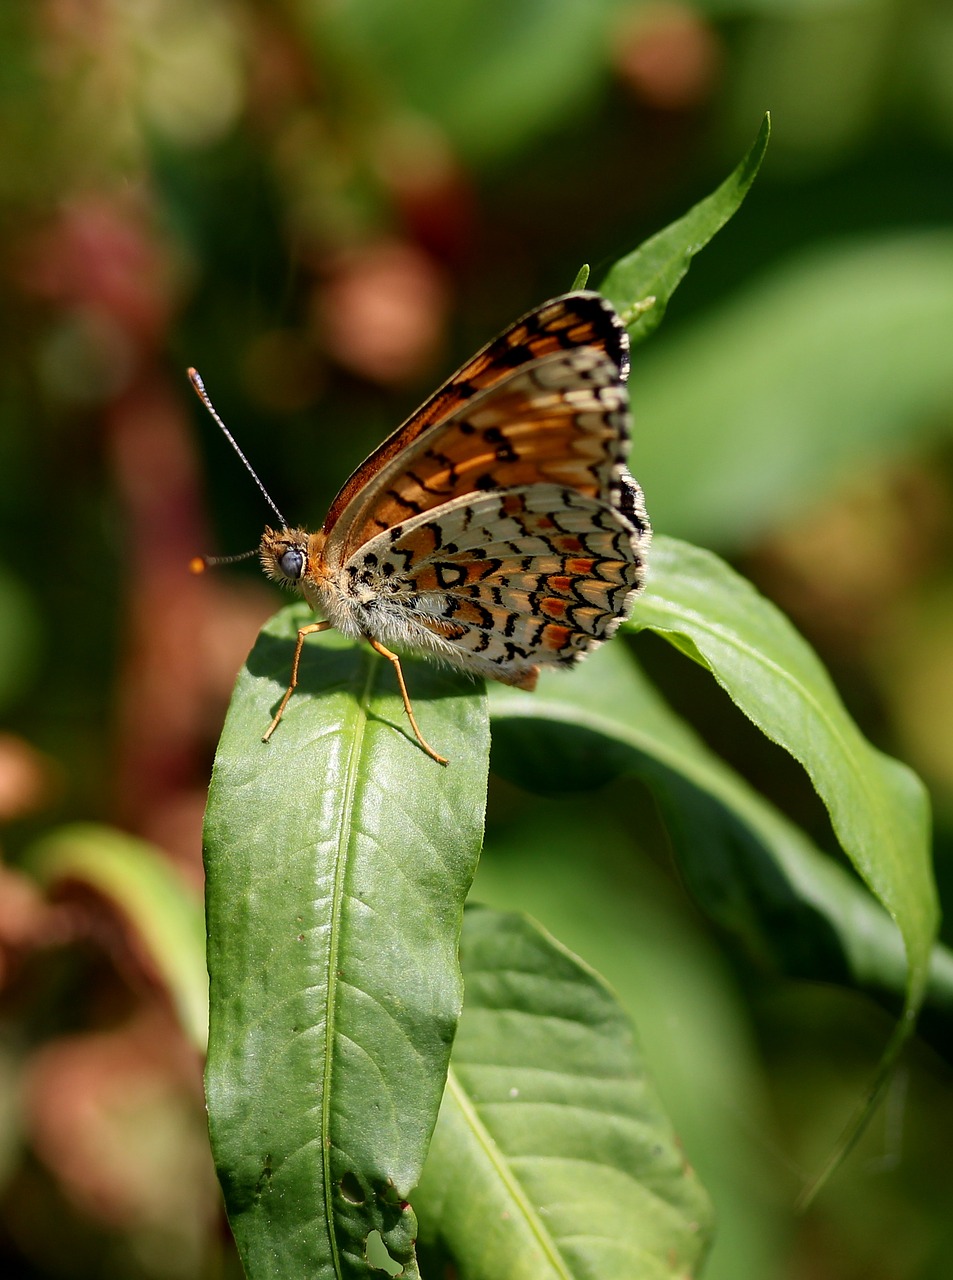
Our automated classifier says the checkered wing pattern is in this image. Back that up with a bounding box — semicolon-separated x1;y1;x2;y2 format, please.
322;293;650;684
323;292;631;553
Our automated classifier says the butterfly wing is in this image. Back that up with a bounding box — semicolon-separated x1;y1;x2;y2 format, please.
321;291;630;553
315;289;649;683
327;343;638;568
342;478;649;684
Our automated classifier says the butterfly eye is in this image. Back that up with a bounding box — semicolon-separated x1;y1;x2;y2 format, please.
279;548;305;580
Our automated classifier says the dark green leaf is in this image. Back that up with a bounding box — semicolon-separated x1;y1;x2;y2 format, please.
626;536;936;1021
489;642;953;1035
204;605;489;1279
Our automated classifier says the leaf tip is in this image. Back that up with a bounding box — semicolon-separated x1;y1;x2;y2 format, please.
571;263;591;290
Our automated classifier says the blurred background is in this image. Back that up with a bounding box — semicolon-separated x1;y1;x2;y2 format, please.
1;1;952;1277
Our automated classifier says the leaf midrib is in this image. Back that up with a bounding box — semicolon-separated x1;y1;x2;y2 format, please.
321;647;382;1277
445;1068;573;1280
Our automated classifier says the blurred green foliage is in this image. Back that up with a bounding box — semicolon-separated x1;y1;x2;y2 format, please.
1;1;952;1278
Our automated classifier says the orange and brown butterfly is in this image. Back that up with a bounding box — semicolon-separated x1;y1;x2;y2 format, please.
189;291;651;765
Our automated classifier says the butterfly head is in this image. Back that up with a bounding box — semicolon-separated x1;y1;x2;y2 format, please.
259;526;326;591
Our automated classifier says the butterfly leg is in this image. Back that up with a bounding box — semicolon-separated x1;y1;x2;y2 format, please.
262;620;333;742
368;638;448;766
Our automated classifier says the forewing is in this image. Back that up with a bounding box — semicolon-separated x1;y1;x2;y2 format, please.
329;343;634;564
322;292;630;556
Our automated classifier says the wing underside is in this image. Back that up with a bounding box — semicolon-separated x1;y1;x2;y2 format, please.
330;343;635;564
322;292;632;552
343;482;649;680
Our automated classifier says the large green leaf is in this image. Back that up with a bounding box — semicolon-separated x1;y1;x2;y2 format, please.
488;641;953;1035
630;231;953;548
626;536;936;1023
204;604;489;1279
600;114;770;346
26;823;208;1051
469;815;783;1280
416;906;713;1280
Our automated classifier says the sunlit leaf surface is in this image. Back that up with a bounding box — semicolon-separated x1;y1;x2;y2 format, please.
204;605;489;1279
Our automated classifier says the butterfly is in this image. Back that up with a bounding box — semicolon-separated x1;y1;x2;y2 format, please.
190;291;650;765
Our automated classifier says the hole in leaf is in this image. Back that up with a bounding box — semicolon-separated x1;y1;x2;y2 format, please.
339;1171;365;1204
365;1230;402;1276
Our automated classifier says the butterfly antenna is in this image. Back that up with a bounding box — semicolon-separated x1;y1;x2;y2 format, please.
189;548;260;575
187;368;287;527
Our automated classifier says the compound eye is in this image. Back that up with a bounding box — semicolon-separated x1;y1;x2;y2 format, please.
279;548;305;580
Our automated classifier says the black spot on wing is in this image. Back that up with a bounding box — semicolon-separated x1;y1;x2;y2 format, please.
483;425;519;463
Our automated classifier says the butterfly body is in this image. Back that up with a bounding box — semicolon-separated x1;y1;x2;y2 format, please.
226;292;649;762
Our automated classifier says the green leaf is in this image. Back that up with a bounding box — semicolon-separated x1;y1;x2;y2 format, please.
203;604;489;1280
626;537;936;1197
600;113;770;346
627;537;936;1022
416;906;713;1280
488;641;953;1032
570;262;590;290
26;823;208;1051
629;230;953;548
469;814;782;1280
